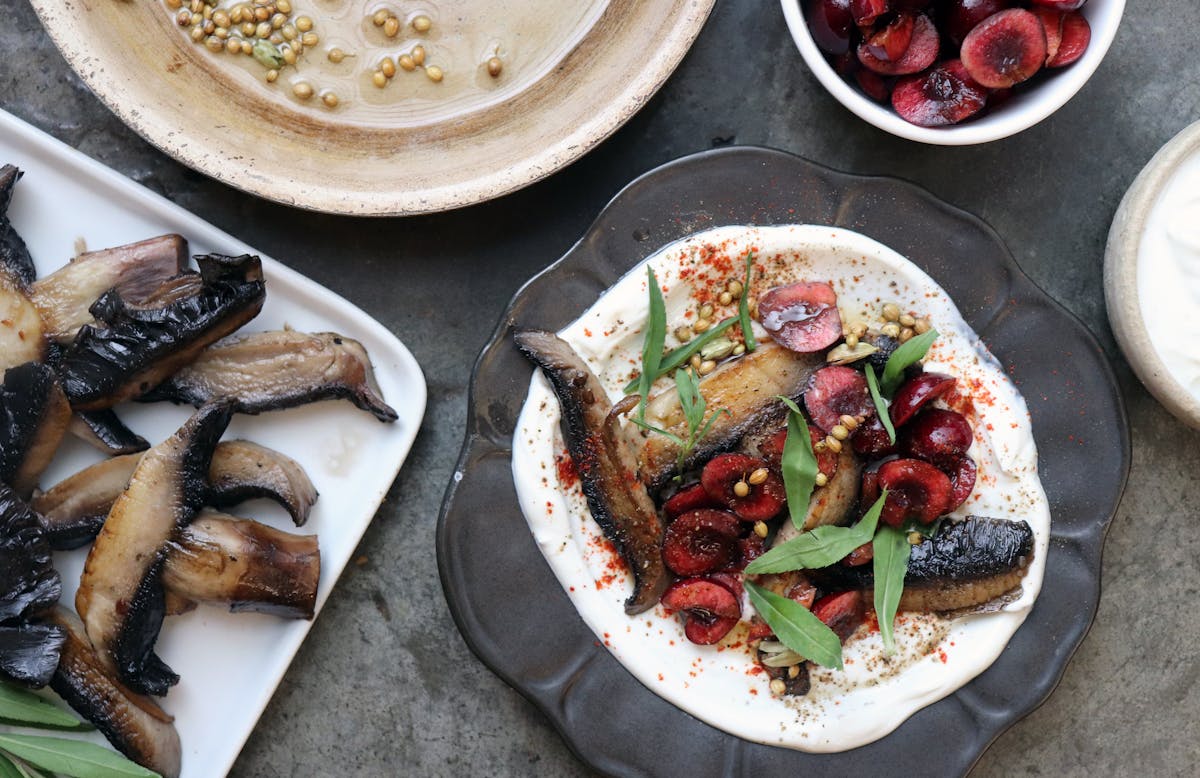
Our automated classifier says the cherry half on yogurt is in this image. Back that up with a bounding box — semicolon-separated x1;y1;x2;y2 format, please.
889;371;956;427
804;366;874;432
756;281;843;354
662;509;742;576
876;458;953;526
661;578;742;645
900;407;973;467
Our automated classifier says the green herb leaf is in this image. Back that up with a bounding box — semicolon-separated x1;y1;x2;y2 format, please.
0;683;88;731
635;267;668;422
8;757;49;778
738;251;757;352
880;328;939;396
864;363;897;445
0;735;159;778
627;418;685;448
623;318;737;394
776;397;817;530
0;754;23;778
872;524;912;656
631;370;729;474
745;492;886;574
745;582;843;670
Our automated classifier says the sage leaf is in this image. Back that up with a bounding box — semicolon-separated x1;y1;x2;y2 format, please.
745;582;843;670
0;683;87;731
623;318;737;394
745;492;886;575
864;363;896;444
635;267;668;422
777;397;817;530
873;524;912;656
738;251;757;352
0;735;159;778
880;328;939;396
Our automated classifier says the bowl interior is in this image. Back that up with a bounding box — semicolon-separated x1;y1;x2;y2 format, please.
781;0;1126;145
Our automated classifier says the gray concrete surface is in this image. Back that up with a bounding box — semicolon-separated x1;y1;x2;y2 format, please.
3;0;1199;775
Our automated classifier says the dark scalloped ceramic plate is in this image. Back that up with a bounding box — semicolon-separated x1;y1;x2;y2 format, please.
437;147;1129;776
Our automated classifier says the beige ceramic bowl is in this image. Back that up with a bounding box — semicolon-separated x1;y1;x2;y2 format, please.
30;0;713;216
1105;120;1200;429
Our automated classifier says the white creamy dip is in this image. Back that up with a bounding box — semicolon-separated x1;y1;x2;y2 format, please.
1138;151;1200;401
511;225;1050;752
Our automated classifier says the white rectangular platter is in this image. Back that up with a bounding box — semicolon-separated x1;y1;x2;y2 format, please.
0;109;427;777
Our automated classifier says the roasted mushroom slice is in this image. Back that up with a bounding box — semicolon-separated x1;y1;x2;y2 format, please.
34;439;317;549
0;482;63;687
57;254;265;411
143;330;397;422
76;401;234;696
0;165;36;287
69;409;150;456
30;234;188;343
0;362;71;498
163;511;319;620
47;607;181;778
0;265;46;372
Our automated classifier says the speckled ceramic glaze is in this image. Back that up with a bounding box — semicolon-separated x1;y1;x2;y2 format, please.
1105;120;1200;429
438;146;1128;776
28;0;713;216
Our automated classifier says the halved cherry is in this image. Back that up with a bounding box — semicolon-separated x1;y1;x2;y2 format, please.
876;458;953;526
760;427;836;479
705;571;745;601
807;0;856;55
891;59;988;127
943;0;1010;46
960;8;1048;89
861;468;881;508
900;407;973;468
787;577;818;610
810;428;841;479
856;67;893;102
851;414;897;458
851;0;890;26
889;372;956;427
857;12;939;75
756;281;843;354
746;618;775;642
1047;11;1089;67
842;541;874;567
812;590;865;642
1030;0;1084;10
946;455;977;509
701;453;786;522
805;366;873;433
1032;7;1064;64
661;577;742;645
663;482;718;521
865;12;915;62
759;427;788;467
662;509;742;576
737;534;767;570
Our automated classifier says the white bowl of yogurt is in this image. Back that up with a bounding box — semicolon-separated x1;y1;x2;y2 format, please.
1106;121;1200;429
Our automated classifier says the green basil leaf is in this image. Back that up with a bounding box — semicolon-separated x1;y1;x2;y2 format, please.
0;735;159;778
864;364;897;444
745;582;843;670
0;754;23;778
880;328;939;396
738;251;757;352
776;397;817;530
623;318;737;394
745;492;886;574
0;683;87;731
635;267;668;422
872;525;912;656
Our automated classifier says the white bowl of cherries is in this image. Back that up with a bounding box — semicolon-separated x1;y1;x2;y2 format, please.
781;0;1125;144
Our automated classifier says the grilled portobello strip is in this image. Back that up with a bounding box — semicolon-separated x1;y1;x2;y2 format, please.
69;409;150;456
0;165;36;287
515;330;669;615
0;362;71;498
30;234;189;343
0;482;63;687
76;402;234;696
47;607;181;778
632;342;825;490
812;517;1035;612
34;439;317;550
163;510;320;620
0;265;46;372
58;254;265;411
142;329;397;422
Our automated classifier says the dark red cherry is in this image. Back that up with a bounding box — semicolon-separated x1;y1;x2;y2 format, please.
807;0;856;55
960;8;1048;88
900;408;973;467
857;12;939;75
756;281;843;354
876;458;953;526
663;482;718;521
805;366;874;433
943;0;1010;46
662;509;741;576
812;590;866;642
946;455;977;509
891;59;988;127
851;414;898;458
661;578;742;645
889;372;956;427
701;454;786;522
1047;11;1089;67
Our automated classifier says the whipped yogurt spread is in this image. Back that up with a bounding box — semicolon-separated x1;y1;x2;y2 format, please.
512;225;1050;752
1138;151;1200;401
